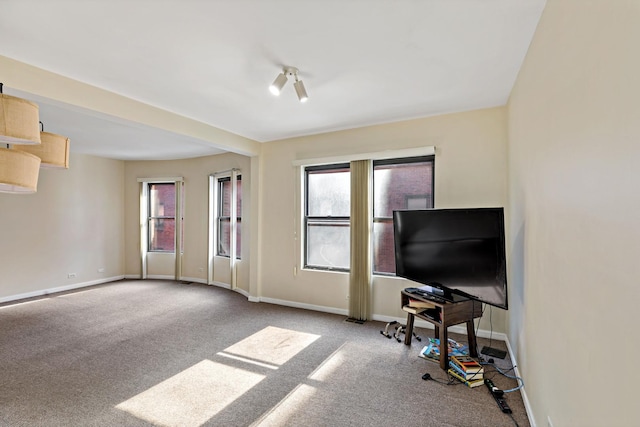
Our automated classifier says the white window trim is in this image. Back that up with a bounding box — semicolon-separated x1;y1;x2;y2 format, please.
208;169;241;288
291;146;435;167
138;177;184;280
296;149;436;274
137;177;184;183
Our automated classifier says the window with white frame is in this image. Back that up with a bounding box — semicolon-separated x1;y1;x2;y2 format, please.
303;155;434;274
148;182;177;252
304;164;351;270
217;175;242;259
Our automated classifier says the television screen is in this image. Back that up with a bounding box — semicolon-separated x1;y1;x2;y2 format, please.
393;207;508;310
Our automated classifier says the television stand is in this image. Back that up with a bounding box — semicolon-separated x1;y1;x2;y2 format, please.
401;289;483;370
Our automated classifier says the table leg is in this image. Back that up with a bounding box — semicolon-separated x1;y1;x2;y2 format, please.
404;313;415;345
466;320;478;357
439;326;448;371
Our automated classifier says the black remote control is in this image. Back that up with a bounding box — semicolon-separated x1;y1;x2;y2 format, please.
484;379;512;413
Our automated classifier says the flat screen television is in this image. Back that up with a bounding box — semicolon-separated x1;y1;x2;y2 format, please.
393;207;508;310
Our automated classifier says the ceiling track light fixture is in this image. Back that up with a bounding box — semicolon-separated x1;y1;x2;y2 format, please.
269;66;308;103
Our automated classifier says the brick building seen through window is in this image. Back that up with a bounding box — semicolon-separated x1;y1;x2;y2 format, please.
148;183;180;252
373;158;434;274
217;176;242;259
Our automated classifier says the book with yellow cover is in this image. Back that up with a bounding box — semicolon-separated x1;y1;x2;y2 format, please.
448;368;484;388
449;359;484;381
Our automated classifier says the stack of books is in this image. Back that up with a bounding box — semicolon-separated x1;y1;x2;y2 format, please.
419;338;468;363
448;355;484;388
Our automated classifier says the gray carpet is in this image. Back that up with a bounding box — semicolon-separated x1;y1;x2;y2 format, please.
0;280;529;427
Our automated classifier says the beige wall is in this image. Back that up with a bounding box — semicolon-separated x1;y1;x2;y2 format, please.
123;153;252;291
259;107;509;329
507;1;640;425
0;152;124;300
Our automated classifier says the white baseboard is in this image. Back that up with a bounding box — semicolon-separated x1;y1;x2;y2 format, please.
0;275;124;304
208;280;231;290
145;274;175;280
179;277;207;285
123;275;211;285
185;279;248;298
123;276;232;292
503;336;534;426
254;296;349;317
233;287;250;298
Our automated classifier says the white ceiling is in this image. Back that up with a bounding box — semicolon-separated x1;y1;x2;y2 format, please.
0;0;546;161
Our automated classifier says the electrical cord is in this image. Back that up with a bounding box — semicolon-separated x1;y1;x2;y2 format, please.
421;372;463;386
474;304;496;356
481;363;524;393
423;369;523;427
490;364;524;393
507;411;520;427
473;303;487;355
423;365;523;425
486;305;494;350
424;300;524;424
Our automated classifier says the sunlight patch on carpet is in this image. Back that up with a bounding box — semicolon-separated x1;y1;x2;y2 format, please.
216;351;280;370
116;359;265;427
308;343;347;381
250;383;316;427
223;326;320;366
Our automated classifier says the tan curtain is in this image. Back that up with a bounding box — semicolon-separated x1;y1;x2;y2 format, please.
349;160;372;320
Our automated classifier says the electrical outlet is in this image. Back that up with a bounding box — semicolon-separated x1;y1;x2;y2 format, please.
68;273;77;279
198;267;204;272
98;268;105;273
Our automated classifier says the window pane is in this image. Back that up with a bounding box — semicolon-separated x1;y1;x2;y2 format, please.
220;179;232;217
306;222;350;269
149;218;175;251
373;158;433;275
148;183;177;253
236;218;241;258
217;176;241;259
236;178;242;216
149;183;175;217
218;218;230;256
307;167;350;217
373;161;433;217
373;220;395;274
216;219;242;259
